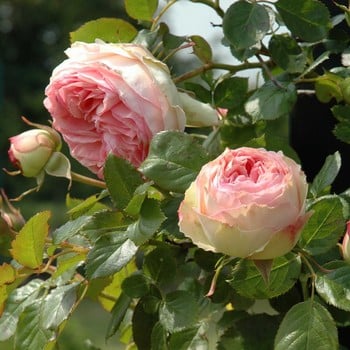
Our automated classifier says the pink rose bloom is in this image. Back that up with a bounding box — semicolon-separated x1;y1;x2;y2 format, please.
44;41;186;178
178;147;311;260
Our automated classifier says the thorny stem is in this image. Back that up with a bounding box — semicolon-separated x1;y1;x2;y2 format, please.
71;171;106;189
173;61;263;83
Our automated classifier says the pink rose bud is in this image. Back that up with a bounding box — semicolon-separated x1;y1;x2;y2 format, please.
178;147;311;260
44;41;187;178
0;189;25;231
8;128;60;178
341;222;350;262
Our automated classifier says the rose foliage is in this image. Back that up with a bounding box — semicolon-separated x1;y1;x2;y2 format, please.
1;0;350;349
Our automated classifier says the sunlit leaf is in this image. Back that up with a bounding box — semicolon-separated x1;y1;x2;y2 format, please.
125;0;158;21
15;301;54;350
0;279;45;341
274;300;338;349
11;211;51;269
70;18;137;43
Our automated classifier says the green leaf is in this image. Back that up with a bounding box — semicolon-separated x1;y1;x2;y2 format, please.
106;292;131;340
132;298;158;350
159;290;199;332
274;300;338;350
214;77;249;109
245;81;297;122
104;154;143;211
310;152;342;198
316;264;350;311
53;253;86;279
15;301;54;350
275;0;331;42
229;253;301;299
169;327;200;350
0;279;45;341
299;195;347;255
52;215;92;244
268;34;307;73
315;74;344;103
144;245;177;285
223;1;270;50
126;198;165;245
218;313;280;350
190;35;212;63
151;322;168;350
70;18;137;43
122;273;150;298
86;234;137;279
125;0;158;21
41;283;79;329
11;211;51;269
332;104;350;144
139;131;210;193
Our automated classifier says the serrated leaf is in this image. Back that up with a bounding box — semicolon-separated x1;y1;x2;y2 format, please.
52;215;92;244
276;0;331;42
159;290;198;332
139;131;210;193
104;154;143;211
125;0;158;21
223;1;270;50
70;18;137;43
41;283;79;329
126;198;165;245
14;301;54;350
310;152;342;198
0;279;45;341
229;253;301;299
274;300;338;350
86;234;137;279
169;326;200;350
106;292;131;340
245;81;297;122
11;211;51;269
299;195;346;255
316;264;350;311
214;77;249;109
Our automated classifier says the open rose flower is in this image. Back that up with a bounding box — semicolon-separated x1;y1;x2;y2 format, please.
43;41;187;178
178;147;311;260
